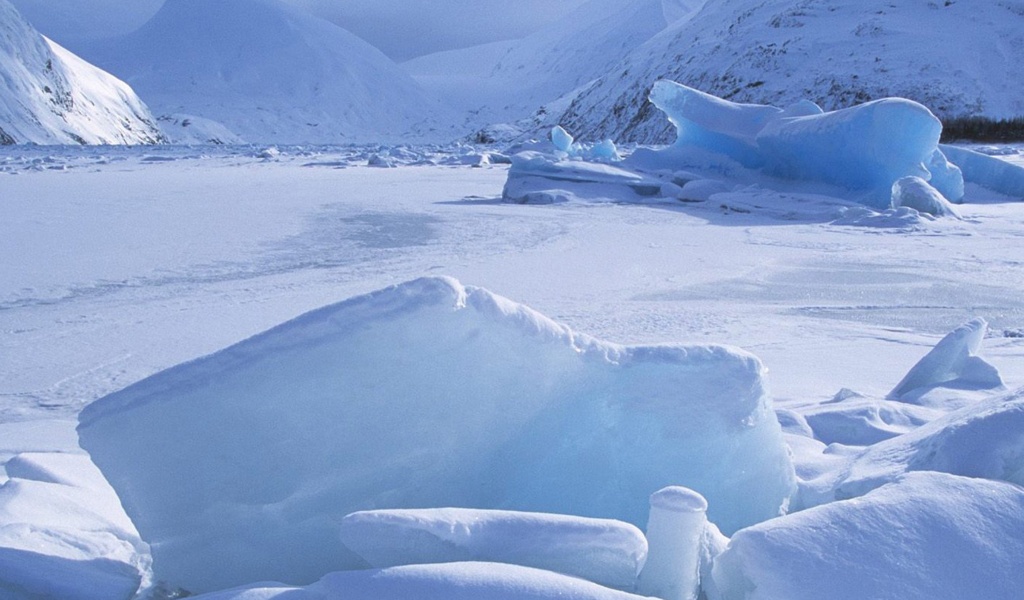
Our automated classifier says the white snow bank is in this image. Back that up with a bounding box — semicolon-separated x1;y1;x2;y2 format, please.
339;508;646;591
78;277;794;594
0;452;148;600
709;472;1024;600
836;386;1024;499
188;562;653;600
940;144;1024;199
799;394;940;446
890;176;961;219
889;318;1003;401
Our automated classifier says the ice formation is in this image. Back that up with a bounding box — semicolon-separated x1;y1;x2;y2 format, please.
837;386;1024;499
187;562;653;600
888;318;1003;401
78;277;794;593
710;472;1024;600
940;144;1024;199
636;487;708;600
339;508;646;591
641;80;963;207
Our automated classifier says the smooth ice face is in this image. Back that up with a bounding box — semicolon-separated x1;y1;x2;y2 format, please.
940;144;1024;198
78;277;794;594
710;472;1024;600
339;508;646;591
637;487;708;600
641;80;964;208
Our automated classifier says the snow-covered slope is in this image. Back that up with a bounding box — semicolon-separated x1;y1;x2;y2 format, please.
0;0;163;145
403;0;685;133
558;0;1024;143
81;0;458;144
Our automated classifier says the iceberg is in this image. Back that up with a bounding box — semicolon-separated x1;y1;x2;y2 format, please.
78;277;794;594
939;144;1024;199
339;508;646;591
710;472;1024;600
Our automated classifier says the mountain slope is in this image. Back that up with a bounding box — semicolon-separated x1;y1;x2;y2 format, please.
82;0;458;144
404;0;687;132
0;0;163;145
557;0;1024;143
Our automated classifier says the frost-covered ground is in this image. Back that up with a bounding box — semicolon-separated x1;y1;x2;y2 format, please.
2;142;1024;597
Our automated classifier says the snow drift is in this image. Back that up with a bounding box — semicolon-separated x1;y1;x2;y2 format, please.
557;0;1024;144
0;0;163;145
710;472;1024;600
78;277;794;594
80;0;456;144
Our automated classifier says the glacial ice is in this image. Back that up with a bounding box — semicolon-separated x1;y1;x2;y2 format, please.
77;277;794;593
940;143;1024;198
710;472;1024;600
339;508;646;591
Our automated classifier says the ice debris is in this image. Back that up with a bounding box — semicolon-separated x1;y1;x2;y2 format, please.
890;176;961;219
636;486;708;600
78;276;794;593
889;318;1003;401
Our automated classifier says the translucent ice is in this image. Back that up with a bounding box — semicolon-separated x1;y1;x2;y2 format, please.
636;487;708;600
889;318;1002;400
78;277;794;593
890;176;961;219
940;144;1024;198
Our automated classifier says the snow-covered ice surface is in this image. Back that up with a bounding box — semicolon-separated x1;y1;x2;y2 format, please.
2;141;1024;598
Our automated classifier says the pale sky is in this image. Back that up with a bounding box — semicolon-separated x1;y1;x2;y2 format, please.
9;0;591;61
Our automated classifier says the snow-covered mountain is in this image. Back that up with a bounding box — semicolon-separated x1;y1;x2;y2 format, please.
557;0;1024;143
0;0;164;145
81;0;459;144
404;0;693;133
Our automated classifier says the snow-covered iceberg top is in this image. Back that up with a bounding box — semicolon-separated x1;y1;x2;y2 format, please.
78;277;794;594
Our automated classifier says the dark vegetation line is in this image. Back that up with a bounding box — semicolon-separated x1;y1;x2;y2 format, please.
941;116;1024;143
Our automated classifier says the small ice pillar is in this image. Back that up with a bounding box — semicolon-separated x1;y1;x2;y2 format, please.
636;486;708;600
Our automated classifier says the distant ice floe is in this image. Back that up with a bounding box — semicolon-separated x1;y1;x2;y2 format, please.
78;276;794;594
503;80;1024;223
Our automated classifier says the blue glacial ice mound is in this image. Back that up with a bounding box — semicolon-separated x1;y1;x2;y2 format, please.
340;508;645;591
77;277;794;594
710;472;1024;600
637;80;963;208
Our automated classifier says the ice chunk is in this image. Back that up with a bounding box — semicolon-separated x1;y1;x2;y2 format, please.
78;277;795;593
504;152;662;203
837;386;1024;499
649;80;781;169
890;176;961;218
889;318;1003;400
756;98;950;206
800;395;940;446
551;126;575;153
638;81;964;208
339;508;646;591
188;562;653;600
940;143;1024;198
0;452;148;600
636;487;707;600
710;472;1024;600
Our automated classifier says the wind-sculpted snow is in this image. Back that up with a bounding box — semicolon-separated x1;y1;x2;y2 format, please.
710;472;1024;600
187;562;653;600
0;0;163;145
78;277;794;594
836;387;1024;500
340;508;646;590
